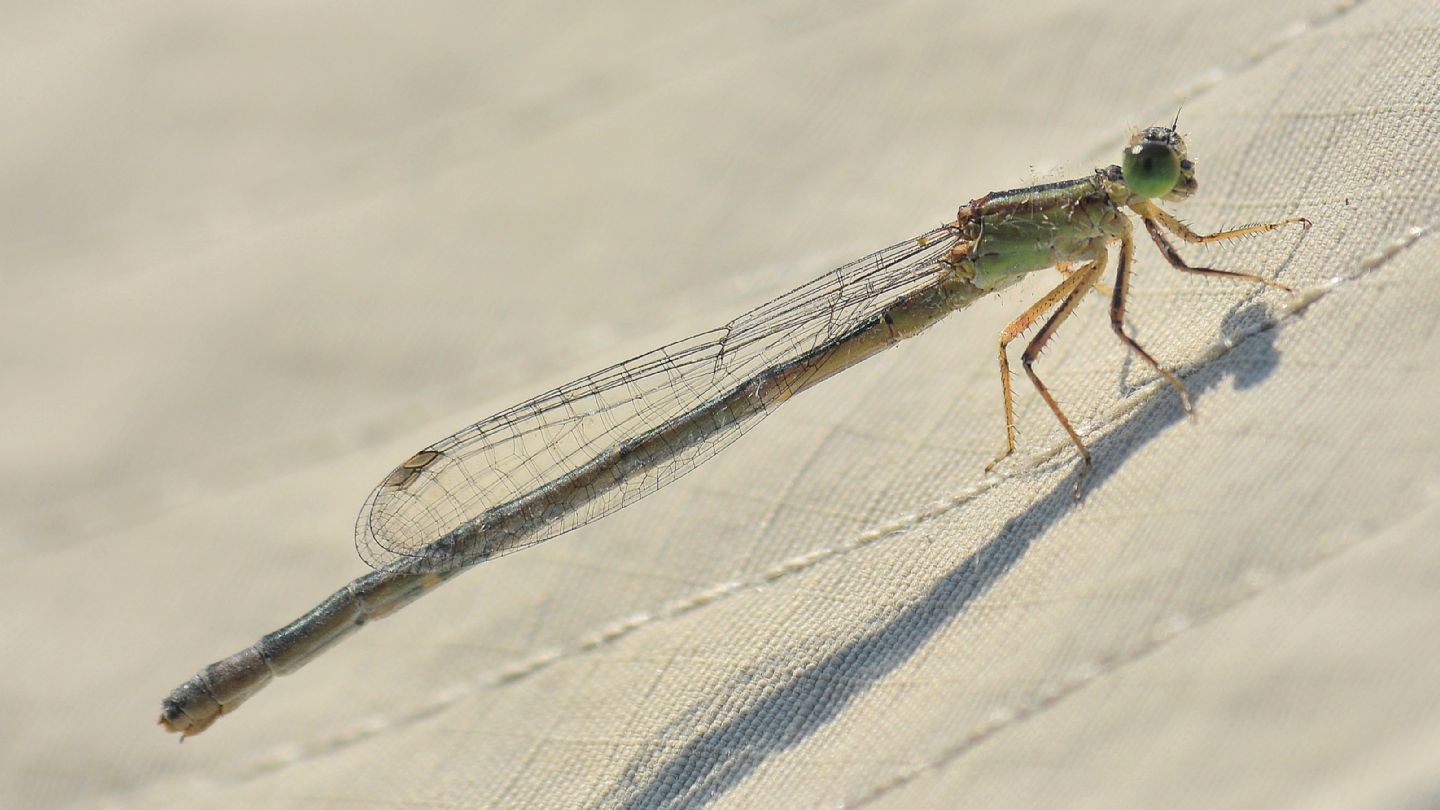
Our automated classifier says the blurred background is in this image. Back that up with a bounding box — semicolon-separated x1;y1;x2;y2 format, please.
4;1;1439;807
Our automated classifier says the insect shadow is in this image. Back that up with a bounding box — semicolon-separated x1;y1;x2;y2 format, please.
601;301;1287;809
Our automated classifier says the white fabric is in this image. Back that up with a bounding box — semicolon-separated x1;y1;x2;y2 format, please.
5;0;1439;807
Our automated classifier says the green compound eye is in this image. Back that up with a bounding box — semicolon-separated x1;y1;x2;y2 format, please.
1122;140;1182;198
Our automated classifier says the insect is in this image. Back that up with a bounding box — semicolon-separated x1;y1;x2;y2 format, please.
159;123;1308;737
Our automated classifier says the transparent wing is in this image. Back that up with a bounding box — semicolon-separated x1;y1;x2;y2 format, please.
357;224;960;573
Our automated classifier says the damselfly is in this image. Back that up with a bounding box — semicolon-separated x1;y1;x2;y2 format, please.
159;123;1308;737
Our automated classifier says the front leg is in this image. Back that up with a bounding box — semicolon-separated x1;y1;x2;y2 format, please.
1140;216;1296;293
1135;199;1310;244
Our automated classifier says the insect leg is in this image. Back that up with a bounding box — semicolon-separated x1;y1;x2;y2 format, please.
1108;218;1194;415
1140;214;1295;293
986;255;1104;472
1139;201;1309;245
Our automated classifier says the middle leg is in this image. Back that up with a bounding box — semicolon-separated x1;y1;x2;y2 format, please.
1109;218;1195;415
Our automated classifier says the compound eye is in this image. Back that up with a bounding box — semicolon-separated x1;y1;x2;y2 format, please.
1122;141;1182;198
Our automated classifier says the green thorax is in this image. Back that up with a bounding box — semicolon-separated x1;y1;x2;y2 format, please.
959;171;1127;291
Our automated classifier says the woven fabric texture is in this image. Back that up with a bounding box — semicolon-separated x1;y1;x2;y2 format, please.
4;0;1439;807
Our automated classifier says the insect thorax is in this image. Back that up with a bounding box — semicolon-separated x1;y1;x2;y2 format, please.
948;173;1122;291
